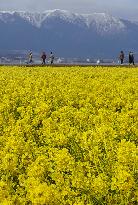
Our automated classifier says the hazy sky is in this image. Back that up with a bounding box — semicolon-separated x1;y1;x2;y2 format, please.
0;0;138;21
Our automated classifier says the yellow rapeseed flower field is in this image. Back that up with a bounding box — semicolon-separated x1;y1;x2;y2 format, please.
0;66;138;204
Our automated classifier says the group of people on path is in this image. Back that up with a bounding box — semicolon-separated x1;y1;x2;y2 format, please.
28;51;54;65
119;51;135;65
28;50;135;65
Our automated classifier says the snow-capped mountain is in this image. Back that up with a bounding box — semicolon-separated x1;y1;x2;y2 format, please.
0;10;126;33
0;9;138;57
84;13;126;34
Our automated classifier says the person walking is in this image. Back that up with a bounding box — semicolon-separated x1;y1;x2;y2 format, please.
41;52;47;64
119;51;125;65
49;52;54;64
28;51;33;64
129;52;135;65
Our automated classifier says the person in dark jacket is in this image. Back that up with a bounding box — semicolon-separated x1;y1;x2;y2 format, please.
129;52;135;65
41;52;46;64
119;51;125;64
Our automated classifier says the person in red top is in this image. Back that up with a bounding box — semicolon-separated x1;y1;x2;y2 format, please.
41;52;46;64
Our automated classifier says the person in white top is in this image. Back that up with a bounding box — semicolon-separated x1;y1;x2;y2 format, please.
28;51;33;63
49;52;54;64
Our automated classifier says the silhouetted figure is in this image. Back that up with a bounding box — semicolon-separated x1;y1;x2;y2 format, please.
41;52;46;64
119;51;124;64
50;52;54;64
129;52;135;65
28;51;33;63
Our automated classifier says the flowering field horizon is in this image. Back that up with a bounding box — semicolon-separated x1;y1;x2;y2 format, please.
0;66;138;204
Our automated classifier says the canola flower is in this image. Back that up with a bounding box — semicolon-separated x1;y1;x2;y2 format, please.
0;66;138;204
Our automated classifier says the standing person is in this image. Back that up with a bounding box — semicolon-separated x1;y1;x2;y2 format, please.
129;52;135;65
41;52;46;64
119;51;125;65
49;52;54;64
28;51;33;64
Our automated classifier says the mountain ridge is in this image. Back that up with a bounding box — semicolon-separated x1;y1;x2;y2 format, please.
0;9;138;58
0;10;126;33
